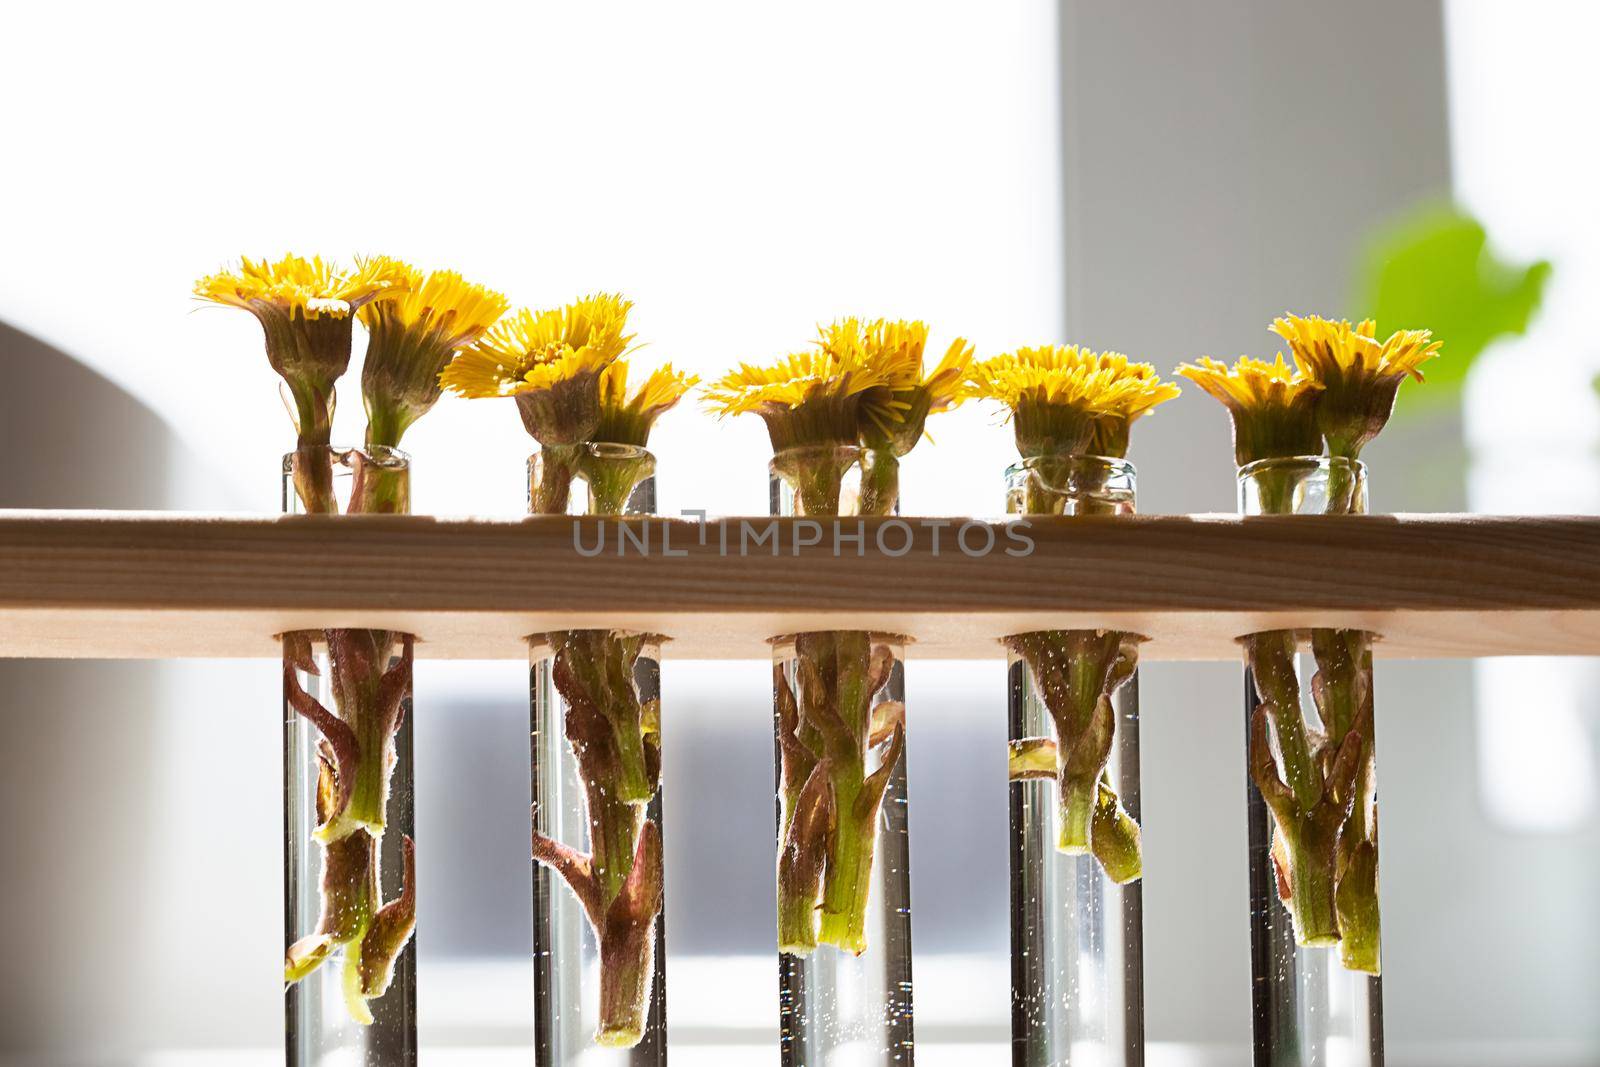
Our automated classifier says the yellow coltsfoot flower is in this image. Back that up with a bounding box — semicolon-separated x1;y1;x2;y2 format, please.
1270;313;1441;460
970;345;1180;459
576;360;699;513
709;315;970;514
1088;354;1183;458
440;293;634;445
1176;354;1324;467
359;264;508;448
594;360;699;448
806;316;973;512
196;254;411;446
840;318;974;456
704;345;894;453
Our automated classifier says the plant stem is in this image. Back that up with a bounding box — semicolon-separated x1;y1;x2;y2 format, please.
1324;452;1360;516
282;440;418;1025
1313;627;1382;974
1337;840;1381;973
290;418;337;517
597;922;653;1046
1247;631;1322;811
530;444;579;516
317;628;402;840
777;630;901;958
858;448;899;516
1281;819;1341;946
1057;771;1099;854
816;771;877;953
536;630;665;1048
1091;775;1143;884
773;447;856;516
596;822;663;1045
577;447;654;516
1245;456;1381;971
775;667;827;954
1006;456;1145;882
1253;463;1300;518
1010;628;1137;877
1246;639;1365;954
348;450;409;515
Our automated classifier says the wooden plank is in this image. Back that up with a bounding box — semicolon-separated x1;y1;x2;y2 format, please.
0;511;1596;661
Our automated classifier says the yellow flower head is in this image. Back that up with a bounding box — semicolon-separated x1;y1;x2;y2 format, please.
440;293;634;445
971;345;1180;458
196;254;411;320
1270;313;1442;458
840;318;972;456
1176;354;1324;466
195;254;413;443
358;263;510;448
593;360;699;447
705;342;896;453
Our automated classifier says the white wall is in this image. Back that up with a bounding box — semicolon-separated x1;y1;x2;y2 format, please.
1057;1;1599;1058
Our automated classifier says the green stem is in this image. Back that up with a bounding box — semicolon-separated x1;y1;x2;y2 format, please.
595;822;663;1046
348;452;409;515
816;770;876;953
1247;457;1381;970
775;666;826;954
1313;628;1382;974
776;865;822;956
1006;457;1144;880
536;630;665;1046
285;825;381;1024
531;445;580;515
1011;629;1134;872
1281;819;1341;947
812;632;878;952
363;403;408;455
1324;452;1360;516
1247;631;1371;955
1337;840;1382;973
1021;454;1078;515
322;629;394;840
773;447;855;517
290;401;337;517
1057;771;1098;854
1253;464;1300;518
770;442;895;954
779;630;900;956
557;632;653;804
1247;631;1322;811
1023;478;1059;515
590;792;642;903
1311;628;1362;743
578;448;654;516
602;635;655;804
608;721;654;806
597;925;652;1047
858;449;899;516
358;835;417;1000
1091;776;1143;884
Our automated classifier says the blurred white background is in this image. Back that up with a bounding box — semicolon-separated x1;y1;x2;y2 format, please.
1;2;1597;1064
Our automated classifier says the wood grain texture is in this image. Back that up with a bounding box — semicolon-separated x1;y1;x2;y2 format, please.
0;511;1596;661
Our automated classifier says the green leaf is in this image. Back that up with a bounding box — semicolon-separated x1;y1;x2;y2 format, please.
1354;203;1552;418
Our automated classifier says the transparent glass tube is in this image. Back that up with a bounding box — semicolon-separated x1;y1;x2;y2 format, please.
282;446;417;1067
529;444;668;1064
1238;457;1383;1067
1003;455;1144;1067
769;444;915;1066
